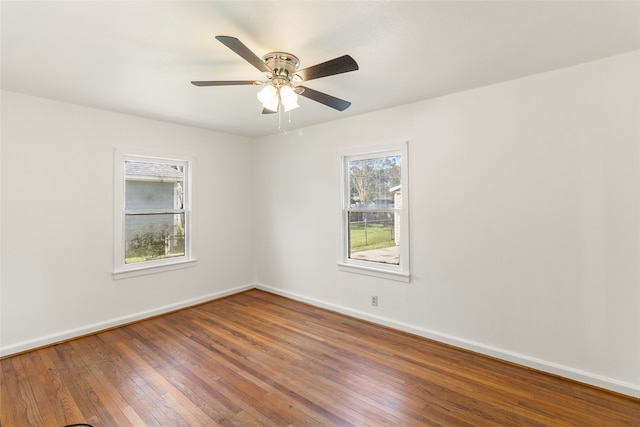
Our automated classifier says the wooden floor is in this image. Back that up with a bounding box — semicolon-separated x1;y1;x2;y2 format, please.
2;290;638;426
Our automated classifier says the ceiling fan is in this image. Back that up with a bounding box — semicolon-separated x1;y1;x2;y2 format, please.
191;36;359;114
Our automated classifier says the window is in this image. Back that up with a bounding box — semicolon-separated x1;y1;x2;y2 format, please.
113;150;195;279
339;142;409;281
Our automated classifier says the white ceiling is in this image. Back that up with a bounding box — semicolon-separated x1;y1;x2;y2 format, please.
2;1;638;138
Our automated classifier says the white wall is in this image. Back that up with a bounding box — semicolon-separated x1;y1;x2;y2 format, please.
253;51;640;396
0;91;255;355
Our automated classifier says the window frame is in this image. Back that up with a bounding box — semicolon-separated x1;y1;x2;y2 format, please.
113;149;196;279
338;141;410;282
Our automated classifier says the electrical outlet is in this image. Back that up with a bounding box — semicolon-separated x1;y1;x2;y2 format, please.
371;295;378;307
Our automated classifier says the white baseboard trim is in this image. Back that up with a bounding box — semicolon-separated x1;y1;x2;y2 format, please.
256;283;640;399
0;284;254;358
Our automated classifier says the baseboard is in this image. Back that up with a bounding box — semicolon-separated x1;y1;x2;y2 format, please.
256;283;640;399
0;284;254;358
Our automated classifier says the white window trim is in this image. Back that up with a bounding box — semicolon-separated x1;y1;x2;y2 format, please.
113;148;196;280
337;141;410;282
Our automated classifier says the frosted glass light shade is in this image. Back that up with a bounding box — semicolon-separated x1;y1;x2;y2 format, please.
257;85;278;111
280;85;299;112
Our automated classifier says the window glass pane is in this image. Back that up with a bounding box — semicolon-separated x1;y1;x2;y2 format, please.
348;155;400;208
125;161;184;210
125;213;185;264
348;211;399;265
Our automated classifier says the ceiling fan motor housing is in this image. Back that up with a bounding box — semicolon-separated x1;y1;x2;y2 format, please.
262;52;300;84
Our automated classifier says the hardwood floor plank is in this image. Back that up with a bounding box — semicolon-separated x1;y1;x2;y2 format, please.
60;338;131;426
189;302;411;425
178;324;352;426
124;320;283;425
103;328;225;426
19;352;61;426
2;289;639;426
2;358;31;426
201;295;523;425
37;347;86;426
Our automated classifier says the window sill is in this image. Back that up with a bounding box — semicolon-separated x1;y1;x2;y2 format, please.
338;262;410;283
113;258;197;280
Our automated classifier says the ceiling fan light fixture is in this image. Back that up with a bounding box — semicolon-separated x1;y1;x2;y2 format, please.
257;85;278;111
280;85;300;112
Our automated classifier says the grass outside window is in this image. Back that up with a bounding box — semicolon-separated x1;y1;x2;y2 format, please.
350;221;396;252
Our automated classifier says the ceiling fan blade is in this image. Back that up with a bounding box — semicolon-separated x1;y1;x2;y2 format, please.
215;35;272;74
191;80;260;86
295;55;359;82
262;108;277;114
297;86;351;111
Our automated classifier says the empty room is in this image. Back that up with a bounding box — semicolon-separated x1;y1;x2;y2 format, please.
1;1;639;426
